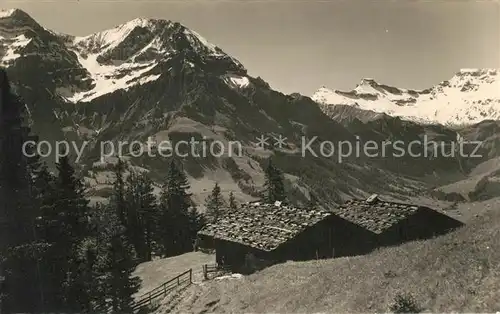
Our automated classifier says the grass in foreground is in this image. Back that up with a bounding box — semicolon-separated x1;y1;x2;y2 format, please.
133;251;215;298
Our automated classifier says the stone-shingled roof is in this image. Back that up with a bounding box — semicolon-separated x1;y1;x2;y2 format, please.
333;195;421;234
198;202;332;252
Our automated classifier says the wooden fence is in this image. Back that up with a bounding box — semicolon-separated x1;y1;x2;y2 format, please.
202;263;232;280
131;268;193;312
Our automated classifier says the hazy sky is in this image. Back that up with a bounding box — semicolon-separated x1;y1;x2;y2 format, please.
1;0;499;95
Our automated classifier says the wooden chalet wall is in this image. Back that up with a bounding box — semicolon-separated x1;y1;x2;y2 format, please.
376;206;464;247
275;215;377;260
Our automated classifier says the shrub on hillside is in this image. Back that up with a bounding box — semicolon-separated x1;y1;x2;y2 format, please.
389;293;422;313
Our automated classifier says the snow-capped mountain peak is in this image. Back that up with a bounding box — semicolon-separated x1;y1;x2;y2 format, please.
0;8;17;17
0;9;248;103
354;78;384;95
0;8;34;21
0;8;43;32
71;17;239;64
313;69;499;126
72;18;172;54
61;17;247;102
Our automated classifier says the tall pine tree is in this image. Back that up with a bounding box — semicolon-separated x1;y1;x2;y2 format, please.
228;191;237;210
205;182;225;223
93;204;140;313
38;156;92;312
124;170;158;261
158;159;193;256
187;206;206;252
59;156;92;311
34;165;61;311
110;158;127;227
263;158;286;204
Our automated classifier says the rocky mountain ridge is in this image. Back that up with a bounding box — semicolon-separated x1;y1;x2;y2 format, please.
313;68;499;126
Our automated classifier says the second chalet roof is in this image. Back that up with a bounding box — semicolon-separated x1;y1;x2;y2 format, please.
198;202;332;252
333;194;421;234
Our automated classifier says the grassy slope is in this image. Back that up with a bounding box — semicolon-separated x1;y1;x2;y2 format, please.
133;252;215;299
168;208;500;313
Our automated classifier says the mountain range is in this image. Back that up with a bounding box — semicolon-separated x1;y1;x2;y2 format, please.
1;8;499;209
313;68;499;126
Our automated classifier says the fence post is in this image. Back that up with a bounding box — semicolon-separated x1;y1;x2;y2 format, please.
189;268;192;283
203;264;207;280
149;292;152;305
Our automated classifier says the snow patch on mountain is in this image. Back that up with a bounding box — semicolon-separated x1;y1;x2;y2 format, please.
0;33;31;64
224;74;250;89
183;28;224;57
137;36;170;58
0;9;17;18
64;51;161;102
182;28;245;69
313;69;500;126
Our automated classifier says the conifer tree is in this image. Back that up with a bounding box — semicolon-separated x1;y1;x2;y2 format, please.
228;191;237;210
110;158;127;227
205;183;225;223
96;205;140;313
124;171;145;261
34;165;62;311
158;159;193;256
187;206;206;251
263;158;286;203
38;156;91;312
82;203;109;312
125;171;158;261
75;236;100;313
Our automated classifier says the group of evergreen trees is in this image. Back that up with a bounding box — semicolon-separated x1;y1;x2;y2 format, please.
112;158;205;260
203;159;287;223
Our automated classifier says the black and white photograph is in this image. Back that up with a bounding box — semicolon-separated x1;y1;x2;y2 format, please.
0;0;499;313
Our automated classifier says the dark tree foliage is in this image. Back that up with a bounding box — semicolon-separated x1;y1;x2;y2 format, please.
188;206;206;252
111;158;127;226
158;159;196;256
54;156;92;311
205;182;225;223
92;204;140;314
228;191;237;210
125;170;158;261
263;158;286;204
0;69;47;313
36;156;92;312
